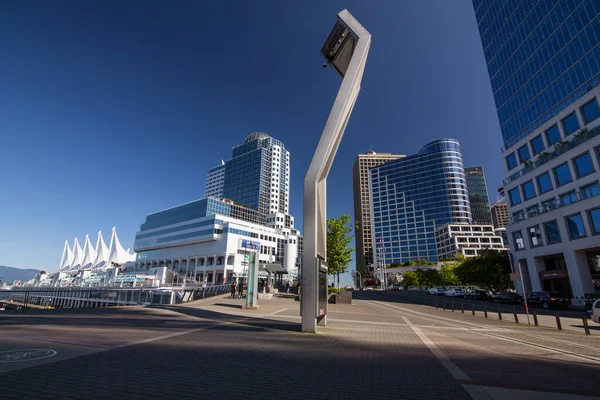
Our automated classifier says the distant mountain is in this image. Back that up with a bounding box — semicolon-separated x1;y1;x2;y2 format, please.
0;266;41;285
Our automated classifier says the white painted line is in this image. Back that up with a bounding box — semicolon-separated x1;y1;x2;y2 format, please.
269;308;288;315
474;331;600;365
401;316;472;381
521;332;600;354
461;385;494;400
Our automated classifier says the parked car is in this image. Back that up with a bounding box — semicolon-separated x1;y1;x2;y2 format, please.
387;285;400;291
525;291;569;309
429;287;445;295
444;288;464;297
465;290;488;300
489;291;523;305
592;299;600;324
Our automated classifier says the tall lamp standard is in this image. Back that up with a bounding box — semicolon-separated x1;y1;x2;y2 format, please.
301;9;371;333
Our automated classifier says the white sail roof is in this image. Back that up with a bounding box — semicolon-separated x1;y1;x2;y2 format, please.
107;227;136;266
93;231;109;271
81;234;97;270
70;237;84;271
59;241;73;272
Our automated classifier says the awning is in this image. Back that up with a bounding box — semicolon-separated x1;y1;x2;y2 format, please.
261;263;285;273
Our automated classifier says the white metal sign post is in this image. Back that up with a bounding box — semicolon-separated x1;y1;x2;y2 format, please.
301;10;371;333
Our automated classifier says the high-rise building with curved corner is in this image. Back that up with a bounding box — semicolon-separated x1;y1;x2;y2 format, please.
369;139;471;265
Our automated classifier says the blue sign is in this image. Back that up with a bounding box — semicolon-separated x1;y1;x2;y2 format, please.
240;239;260;251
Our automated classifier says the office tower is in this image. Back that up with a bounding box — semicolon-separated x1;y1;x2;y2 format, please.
352;151;405;270
205;161;226;198
464;166;493;224
219;132;290;216
490;200;508;229
369;139;471;265
435;223;507;260
474;0;600;299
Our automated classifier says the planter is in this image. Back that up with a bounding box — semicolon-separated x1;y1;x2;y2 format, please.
328;291;352;304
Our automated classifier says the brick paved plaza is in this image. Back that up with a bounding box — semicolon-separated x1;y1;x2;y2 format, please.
1;291;599;400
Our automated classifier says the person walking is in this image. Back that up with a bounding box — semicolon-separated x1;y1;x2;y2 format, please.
286;281;291;293
237;282;244;299
230;282;237;299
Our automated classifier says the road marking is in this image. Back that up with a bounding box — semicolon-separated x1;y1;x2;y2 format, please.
521;332;600;353
0;349;57;363
473;331;600;365
269;308;288;315
401;316;472;381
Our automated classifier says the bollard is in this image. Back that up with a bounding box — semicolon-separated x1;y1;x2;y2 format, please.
472;303;475;316
443;300;446;310
435;299;438;310
461;302;464;314
533;312;538;326
452;301;455;312
498;307;502;321
484;305;488;318
555;313;562;331
513;308;519;324
582;317;591;335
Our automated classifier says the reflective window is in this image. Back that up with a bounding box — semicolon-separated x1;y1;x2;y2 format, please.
513;230;524;250
506;153;518;170
589;208;600;235
509;187;521;206
560;191;577;206
581;182;600;199
573;152;595;178
562;113;580;135
531;135;545;155
522;181;536;200
528;226;542;247
546;125;561;146
582;99;600;124
537;172;553;194
518;145;530;163
566;214;586;239
553;163;572;186
544;220;561;244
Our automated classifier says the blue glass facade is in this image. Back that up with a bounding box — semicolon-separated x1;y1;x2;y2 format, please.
473;0;600;149
369;139;471;264
222;133;288;215
465;166;493;224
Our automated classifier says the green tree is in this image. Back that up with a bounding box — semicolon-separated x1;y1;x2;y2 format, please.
423;268;442;286
440;263;459;286
454;250;511;292
327;213;354;291
401;271;418;287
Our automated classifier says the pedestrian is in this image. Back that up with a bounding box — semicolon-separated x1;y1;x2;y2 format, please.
230;282;237;299
286;281;291;293
238;282;244;299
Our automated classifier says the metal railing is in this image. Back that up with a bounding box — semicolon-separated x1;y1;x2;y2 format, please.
0;283;232;310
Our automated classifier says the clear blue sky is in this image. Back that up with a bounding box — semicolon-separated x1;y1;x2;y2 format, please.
0;1;503;285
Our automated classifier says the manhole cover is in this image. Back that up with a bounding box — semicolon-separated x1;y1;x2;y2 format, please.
0;349;57;362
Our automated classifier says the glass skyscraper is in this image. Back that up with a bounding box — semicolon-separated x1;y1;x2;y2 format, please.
369;139;471;264
473;0;600;149
464;166;493;225
474;1;600;298
216;132;290;216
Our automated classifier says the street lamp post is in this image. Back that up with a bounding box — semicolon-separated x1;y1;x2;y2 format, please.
301;9;371;333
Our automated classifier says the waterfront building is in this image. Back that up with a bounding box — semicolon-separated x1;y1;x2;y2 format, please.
133;197;301;285
474;0;600;299
490;200;509;229
369;139;471;265
352;151;405;270
464;166;493;225
435;223;508;260
205;161;226;198
218;132;290;216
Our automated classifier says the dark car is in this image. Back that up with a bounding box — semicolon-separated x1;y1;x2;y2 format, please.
525;291;569;310
489;291;522;305
465;290;488;300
